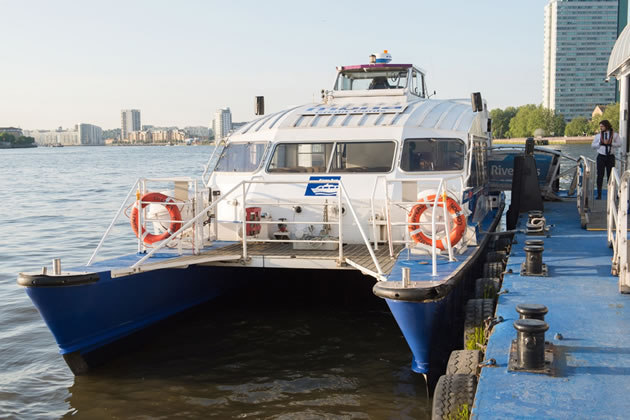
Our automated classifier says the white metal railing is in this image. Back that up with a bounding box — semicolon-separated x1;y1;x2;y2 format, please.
87;177;200;266
369;174;465;276
608;168;630;293
576;155;595;226
129;179;386;279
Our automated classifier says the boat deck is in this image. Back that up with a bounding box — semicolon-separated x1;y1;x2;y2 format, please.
472;200;630;419
109;242;403;279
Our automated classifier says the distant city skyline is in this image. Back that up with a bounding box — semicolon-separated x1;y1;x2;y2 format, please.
0;0;608;129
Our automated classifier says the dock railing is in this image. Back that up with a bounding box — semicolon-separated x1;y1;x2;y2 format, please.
576;156;595;227
608;168;630;293
127;179;386;280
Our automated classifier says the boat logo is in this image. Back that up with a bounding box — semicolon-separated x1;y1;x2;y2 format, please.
305;176;341;196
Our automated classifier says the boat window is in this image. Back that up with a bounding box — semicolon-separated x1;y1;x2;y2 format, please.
215;142;267;172
335;70;408;91
410;70;425;97
468;139;488;187
268;143;333;173
330;142;396;172
401;138;465;172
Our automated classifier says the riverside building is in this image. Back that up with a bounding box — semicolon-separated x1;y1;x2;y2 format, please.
214;107;232;141
121;109;141;141
543;0;623;121
28;124;103;146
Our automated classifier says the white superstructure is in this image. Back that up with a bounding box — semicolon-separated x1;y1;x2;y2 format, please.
205;55;492;254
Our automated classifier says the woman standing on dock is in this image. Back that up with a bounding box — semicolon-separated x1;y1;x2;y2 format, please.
592;119;621;199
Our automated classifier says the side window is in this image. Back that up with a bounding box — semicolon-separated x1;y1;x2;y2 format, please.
330;142;395;172
467;140;488;187
401;138;465;172
411;71;419;96
268;143;333;173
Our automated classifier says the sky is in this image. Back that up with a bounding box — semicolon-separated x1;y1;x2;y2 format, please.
0;0;551;130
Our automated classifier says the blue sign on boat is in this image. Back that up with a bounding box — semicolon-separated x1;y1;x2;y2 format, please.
304;176;341;196
488;152;554;189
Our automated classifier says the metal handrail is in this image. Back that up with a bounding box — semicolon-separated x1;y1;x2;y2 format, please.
576;155;595;224
130;179;386;279
384;174;465;276
613;169;630;293
86;179;140;266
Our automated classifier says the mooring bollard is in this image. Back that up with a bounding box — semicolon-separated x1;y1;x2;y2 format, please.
524;239;544;247
524;245;544;275
402;267;410;288
516;303;548;321
513;318;549;370
52;258;61;275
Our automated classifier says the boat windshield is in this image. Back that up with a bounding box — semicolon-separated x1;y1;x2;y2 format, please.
268;141;396;173
215;142;267;172
335;70;408;91
400;138;466;172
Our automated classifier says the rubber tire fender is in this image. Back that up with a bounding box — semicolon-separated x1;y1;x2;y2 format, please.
474;277;501;299
446;350;483;377
431;374;477;420
483;261;504;278
463;298;495;349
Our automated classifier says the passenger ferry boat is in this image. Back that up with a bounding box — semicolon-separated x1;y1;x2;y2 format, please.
18;51;503;375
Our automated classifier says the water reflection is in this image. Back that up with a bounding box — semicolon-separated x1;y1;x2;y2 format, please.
64;298;429;419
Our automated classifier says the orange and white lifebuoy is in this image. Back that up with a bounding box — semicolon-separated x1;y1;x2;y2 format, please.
130;192;182;244
408;194;466;250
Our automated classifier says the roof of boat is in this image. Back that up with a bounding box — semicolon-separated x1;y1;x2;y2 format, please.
231;97;488;140
339;64;413;71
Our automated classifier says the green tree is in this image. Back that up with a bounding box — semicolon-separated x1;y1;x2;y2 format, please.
0;133;16;144
590;103;620;134
508;105;565;137
564;117;590;136
489;106;517;139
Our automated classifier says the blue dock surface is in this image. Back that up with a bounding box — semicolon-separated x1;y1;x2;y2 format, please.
472;200;630;419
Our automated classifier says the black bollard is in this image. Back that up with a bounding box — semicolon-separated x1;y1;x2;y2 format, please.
513;319;549;370
524;245;544;275
516;303;548;321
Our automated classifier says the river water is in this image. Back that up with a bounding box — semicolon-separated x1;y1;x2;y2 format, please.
0;144;596;419
0;146;430;420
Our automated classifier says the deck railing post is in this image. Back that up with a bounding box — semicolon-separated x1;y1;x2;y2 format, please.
619;172;630;292
338;181;344;264
242;182;248;261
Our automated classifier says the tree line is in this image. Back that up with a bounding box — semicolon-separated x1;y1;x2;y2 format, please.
0;133;35;145
490;103;619;139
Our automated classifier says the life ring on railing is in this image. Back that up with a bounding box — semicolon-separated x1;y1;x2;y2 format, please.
130;192;182;244
408;194;466;250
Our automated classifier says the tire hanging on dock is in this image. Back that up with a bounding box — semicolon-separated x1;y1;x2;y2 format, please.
408;193;466;250
130;192;182;245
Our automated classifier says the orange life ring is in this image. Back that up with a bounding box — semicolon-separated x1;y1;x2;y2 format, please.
130;192;182;244
408;194;466;250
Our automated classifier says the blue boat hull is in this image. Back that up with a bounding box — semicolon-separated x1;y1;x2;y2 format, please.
374;203;504;374
22;265;244;373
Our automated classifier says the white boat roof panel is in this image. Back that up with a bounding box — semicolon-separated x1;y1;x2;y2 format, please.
608;24;630;77
230;98;486;139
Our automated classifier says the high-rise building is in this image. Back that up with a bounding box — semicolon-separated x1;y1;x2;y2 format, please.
543;0;619;121
214;107;232;141
121;109;141;141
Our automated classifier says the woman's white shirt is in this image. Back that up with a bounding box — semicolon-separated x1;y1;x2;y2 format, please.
591;132;621;155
